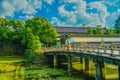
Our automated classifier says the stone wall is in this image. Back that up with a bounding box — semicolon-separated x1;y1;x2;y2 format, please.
0;42;24;56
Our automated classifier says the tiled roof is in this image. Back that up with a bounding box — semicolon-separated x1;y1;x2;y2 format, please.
54;27;87;33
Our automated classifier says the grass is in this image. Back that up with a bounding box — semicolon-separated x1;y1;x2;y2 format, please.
0;56;26;64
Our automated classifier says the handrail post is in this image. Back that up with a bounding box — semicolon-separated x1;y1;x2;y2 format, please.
87;45;90;52
64;45;66;51
44;45;46;52
93;45;96;52
104;46;107;53
73;43;76;51
111;46;114;56
67;41;70;51
91;46;94;52
79;45;81;51
63;45;65;51
98;46;100;54
84;46;87;51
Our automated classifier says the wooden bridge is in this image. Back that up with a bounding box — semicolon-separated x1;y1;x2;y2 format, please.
43;43;120;80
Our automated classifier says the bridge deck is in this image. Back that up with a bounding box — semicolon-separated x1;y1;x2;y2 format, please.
44;44;120;66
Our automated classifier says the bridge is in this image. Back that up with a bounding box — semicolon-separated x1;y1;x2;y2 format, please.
43;43;120;80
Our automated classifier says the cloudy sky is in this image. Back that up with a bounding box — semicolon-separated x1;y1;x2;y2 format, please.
0;0;120;27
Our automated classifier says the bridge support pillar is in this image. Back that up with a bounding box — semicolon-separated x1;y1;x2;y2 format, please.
54;55;58;68
80;58;84;73
80;58;83;63
95;61;105;80
85;59;89;71
118;66;120;80
102;63;106;80
68;55;72;72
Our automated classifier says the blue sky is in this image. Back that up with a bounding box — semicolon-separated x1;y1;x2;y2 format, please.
0;0;120;27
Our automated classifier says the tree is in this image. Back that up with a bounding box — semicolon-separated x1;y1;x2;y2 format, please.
0;18;42;58
21;27;41;60
0;18;14;41
114;16;120;34
21;27;41;51
95;25;104;35
9;20;25;41
0;18;10;27
25;17;57;45
10;19;25;30
105;28;116;35
87;26;93;34
93;29;97;34
0;27;14;41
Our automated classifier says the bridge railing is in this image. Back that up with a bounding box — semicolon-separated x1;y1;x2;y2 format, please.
43;44;120;57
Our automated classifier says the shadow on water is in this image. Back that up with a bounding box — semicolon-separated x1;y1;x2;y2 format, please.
51;62;118;80
56;64;95;80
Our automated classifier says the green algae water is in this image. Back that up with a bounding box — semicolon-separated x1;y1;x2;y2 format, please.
0;56;84;80
0;56;118;80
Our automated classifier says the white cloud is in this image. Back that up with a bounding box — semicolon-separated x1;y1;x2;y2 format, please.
0;0;42;17
51;17;61;26
58;5;76;23
52;0;109;27
0;0;119;27
0;1;15;17
22;0;42;14
43;0;55;5
106;9;120;27
88;2;109;25
102;0;119;7
51;17;75;27
19;15;33;20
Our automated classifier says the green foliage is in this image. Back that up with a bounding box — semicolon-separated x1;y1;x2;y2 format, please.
114;16;120;34
0;18;42;60
87;26;93;34
87;25;104;35
0;18;13;40
25;49;35;59
86;25;117;35
92;29;97;34
95;25;104;35
0;18;25;41
25;17;57;44
10;19;25;30
26;34;41;50
0;27;14;40
0;18;41;60
0;18;10;27
21;28;41;51
21;28;41;60
105;28;116;35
